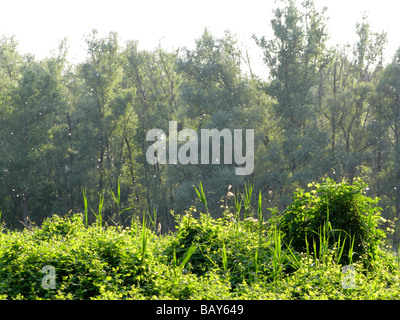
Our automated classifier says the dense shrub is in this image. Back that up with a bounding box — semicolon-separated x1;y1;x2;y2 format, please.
278;178;385;265
166;208;296;287
165;208;224;276
0;180;399;300
0;214;160;299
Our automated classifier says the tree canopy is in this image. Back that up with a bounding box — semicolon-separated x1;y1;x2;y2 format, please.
1;0;400;244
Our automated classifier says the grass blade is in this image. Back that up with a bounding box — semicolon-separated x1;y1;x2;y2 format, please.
141;214;148;263
179;244;197;270
335;233;346;264
194;180;208;212
119;206;133;215
83;188;88;226
243;183;253;218
111;185;119;207
96;193;104;228
348;234;355;265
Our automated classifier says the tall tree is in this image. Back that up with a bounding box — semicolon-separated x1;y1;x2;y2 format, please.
373;48;400;233
176;30;260;216
255;0;330;206
317;16;387;182
123;41;181;229
80;30;122;195
0;36;23;227
0;49;68;227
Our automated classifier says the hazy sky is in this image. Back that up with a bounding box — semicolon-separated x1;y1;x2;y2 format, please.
1;0;399;78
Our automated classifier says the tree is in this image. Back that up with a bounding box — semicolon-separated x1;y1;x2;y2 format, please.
79;30;123;195
0;46;68;227
176;30;260;216
255;0;330;207
373;48;400;235
316;16;387;183
0;36;23;227
123;41;182;229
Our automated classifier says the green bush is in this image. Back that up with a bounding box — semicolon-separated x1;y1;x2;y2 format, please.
0;214;160;299
0;182;399;300
165;208;232;277
164;208;295;287
279;178;385;265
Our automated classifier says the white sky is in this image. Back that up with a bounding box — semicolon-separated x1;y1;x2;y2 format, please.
1;0;399;79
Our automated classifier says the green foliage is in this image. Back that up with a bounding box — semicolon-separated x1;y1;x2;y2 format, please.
2;0;400;300
194;180;208;213
0;179;399;300
1;0;400;243
166;209;223;276
279;178;385;265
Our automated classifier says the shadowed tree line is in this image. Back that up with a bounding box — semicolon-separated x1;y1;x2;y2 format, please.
1;0;400;244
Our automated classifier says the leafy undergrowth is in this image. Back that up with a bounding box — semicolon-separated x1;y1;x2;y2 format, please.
1;179;400;300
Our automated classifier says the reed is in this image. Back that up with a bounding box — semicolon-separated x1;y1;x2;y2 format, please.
255;191;263;279
140;213;148;264
111;178;133;217
194;180;208;213
94;193;104;228
82;188;88;226
221;242;228;275
172;244;197;284
243;183;253;219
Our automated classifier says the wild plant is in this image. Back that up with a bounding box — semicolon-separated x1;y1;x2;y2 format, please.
279;178;385;266
202;241;230;278
243;183;253;219
81;189;104;228
94;193;104;228
147;206;158;232
82;188;88;226
110;178;133;223
221;242;228;275
271;226;284;282
254;191;263;279
194;180;208;213
140;213;148;265
172;244;197;287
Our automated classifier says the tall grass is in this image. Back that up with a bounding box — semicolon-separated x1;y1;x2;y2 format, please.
334;232;347;265
194;180;208;213
243;183;253;219
94;193;104;228
179;244;197;270
0;210;3;232
140;213;148;264
82;188;88;226
81;188;104;227
255;191;263;279
172;244;197;286
111;178;133;218
148;206;158;231
221;242;228;275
